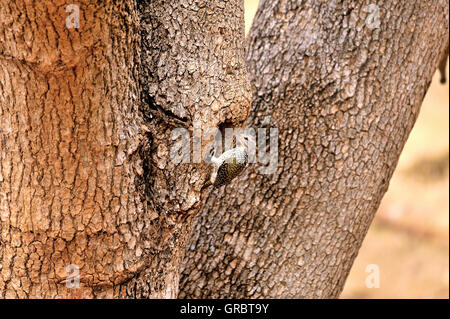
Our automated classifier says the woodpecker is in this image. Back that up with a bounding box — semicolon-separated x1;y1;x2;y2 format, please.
203;132;256;188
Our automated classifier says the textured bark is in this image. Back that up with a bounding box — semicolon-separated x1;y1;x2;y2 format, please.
180;0;449;298
0;0;250;298
125;0;250;298
0;0;143;298
1;0;448;299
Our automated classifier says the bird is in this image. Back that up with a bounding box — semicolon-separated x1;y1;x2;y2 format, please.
202;132;256;188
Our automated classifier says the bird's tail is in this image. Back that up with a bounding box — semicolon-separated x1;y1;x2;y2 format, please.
201;180;213;190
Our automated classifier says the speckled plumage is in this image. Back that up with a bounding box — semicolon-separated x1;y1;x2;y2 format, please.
204;133;255;189
212;147;249;187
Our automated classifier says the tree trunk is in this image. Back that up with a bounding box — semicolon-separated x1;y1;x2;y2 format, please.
180;0;449;298
0;0;250;298
1;0;448;299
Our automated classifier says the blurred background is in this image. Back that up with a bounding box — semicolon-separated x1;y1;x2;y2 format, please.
244;0;449;298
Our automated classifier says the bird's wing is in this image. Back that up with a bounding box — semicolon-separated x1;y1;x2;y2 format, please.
213;157;245;187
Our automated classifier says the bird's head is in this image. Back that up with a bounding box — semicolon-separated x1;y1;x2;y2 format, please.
238;132;256;149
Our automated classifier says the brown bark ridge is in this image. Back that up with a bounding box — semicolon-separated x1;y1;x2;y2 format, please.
180;0;449;298
438;45;449;83
0;0;250;298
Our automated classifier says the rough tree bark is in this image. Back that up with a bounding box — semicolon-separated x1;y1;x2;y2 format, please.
180;0;449;298
0;0;249;298
0;0;448;299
